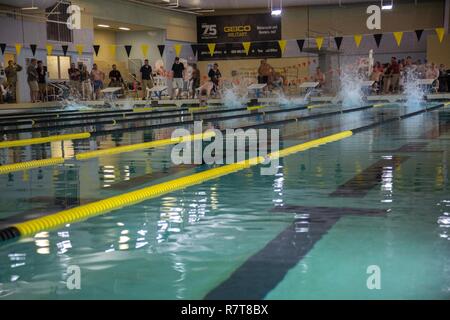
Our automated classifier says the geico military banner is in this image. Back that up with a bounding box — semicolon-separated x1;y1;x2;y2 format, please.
197;13;281;60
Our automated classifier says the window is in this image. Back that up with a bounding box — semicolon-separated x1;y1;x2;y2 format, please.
47;56;71;80
46;2;73;42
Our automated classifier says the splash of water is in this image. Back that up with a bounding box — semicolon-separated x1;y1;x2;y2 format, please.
277;92;307;107
336;66;365;107
221;87;248;108
403;69;425;108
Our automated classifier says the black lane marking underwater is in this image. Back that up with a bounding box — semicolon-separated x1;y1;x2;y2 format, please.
205;206;387;300
329;156;409;198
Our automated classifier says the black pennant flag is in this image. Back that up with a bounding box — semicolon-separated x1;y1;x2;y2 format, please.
415;29;424;41
93;45;100;56
62;45;68;56
296;39;305;52
225;43;233;54
0;43;5;55
124;45;132;57
191;44;198;57
334;37;343;50
30;44;37;56
373;34;383;48
157;45;165;57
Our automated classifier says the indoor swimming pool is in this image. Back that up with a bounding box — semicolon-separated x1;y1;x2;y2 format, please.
0;101;449;299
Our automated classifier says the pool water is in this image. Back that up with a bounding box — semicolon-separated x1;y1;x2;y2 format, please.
0;103;449;299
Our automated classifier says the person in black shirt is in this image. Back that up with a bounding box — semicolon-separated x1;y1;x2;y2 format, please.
36;61;47;102
140;59;153;99
109;64;123;87
171;57;185;99
208;63;221;95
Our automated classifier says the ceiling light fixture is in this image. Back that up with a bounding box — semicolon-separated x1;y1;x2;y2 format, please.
381;0;394;10
271;0;282;16
119;27;131;31
97;24;110;28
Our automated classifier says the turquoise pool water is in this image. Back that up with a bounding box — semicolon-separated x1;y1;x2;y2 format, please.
0;103;449;299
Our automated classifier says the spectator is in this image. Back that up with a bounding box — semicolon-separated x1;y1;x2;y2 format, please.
140;59;153;99
191;63;200;98
171;57;185;99
438;64;447;92
109;64;123;87
68;63;81;95
27;59;39;103
258;59;272;85
208;63;221;95
4;60;22;102
80;64;91;100
36;60;47;102
90;64;105;100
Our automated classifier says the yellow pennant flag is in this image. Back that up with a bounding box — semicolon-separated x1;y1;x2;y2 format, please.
242;42;251;55
315;37;324;50
435;27;445;43
354;35;363;48
75;44;84;55
141;44;149;58
46;44;54;56
15;43;22;56
207;43;216;57
174;44;182;57
109;44;117;57
278;40;287;54
393;32;403;47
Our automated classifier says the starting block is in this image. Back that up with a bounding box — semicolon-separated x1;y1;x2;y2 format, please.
248;83;267;98
146;85;168;100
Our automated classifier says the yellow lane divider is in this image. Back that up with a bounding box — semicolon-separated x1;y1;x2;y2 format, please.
307;103;334;109
0;133;91;149
247;105;265;111
133;107;154;113
0;158;65;175
373;103;399;108
75;131;216;160
444;102;450;107
12;131;353;237
188;106;209;113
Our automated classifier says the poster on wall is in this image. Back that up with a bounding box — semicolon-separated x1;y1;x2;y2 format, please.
197;13;282;61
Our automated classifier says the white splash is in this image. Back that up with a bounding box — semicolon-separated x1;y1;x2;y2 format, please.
335;65;366;107
277;92;307;107
221;87;248;108
403;70;425;108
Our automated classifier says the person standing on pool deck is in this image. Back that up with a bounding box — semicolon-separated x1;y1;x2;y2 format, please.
36;60;48;102
27;59;39;103
258;59;272;86
4;60;22;103
191;63;200;98
109;64;123;88
171;57;185;99
140;59;153;99
68;63;81;96
208;63;221;95
90;64;105;100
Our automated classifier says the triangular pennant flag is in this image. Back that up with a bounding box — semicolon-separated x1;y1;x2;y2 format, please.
141;44;148;58
334;37;343;50
393;32;403;47
435;28;445;43
354;35;363;48
0;43;6;55
109;44;117;57
373;34;383;48
296;39;305;52
242;42;251;55
278;40;287;54
75;44;84;56
61;45;68;56
191;44;199;56
15;43;22;56
30;44;37;56
46;44;53;56
207;43;216;56
174;44;182;57
157;45;165;57
93;45;100;57
315;37;324;50
415;29;424;42
124;45;132;57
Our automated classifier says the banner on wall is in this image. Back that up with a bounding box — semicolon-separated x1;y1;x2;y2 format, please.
197;13;281;60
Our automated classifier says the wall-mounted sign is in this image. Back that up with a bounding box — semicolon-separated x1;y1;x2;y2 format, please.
197;13;282;60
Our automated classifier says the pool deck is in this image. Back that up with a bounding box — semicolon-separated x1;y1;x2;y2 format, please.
0;93;449;113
